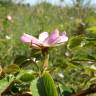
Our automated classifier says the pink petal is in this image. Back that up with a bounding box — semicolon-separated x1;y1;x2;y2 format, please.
20;33;40;44
47;32;68;47
57;32;68;43
45;29;59;44
39;32;49;42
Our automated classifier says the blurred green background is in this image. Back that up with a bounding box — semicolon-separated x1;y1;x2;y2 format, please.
0;0;96;94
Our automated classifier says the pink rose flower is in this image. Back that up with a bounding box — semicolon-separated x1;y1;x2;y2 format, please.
20;29;68;49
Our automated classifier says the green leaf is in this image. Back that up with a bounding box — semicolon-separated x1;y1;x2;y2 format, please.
19;72;34;82
30;72;58;96
4;64;20;74
39;71;58;96
0;77;14;94
30;78;40;96
86;26;96;38
62;85;73;96
14;55;28;67
68;36;83;49
87;26;96;33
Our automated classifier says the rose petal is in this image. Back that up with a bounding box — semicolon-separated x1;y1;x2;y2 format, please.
48;32;68;46
45;29;59;44
59;35;68;42
20;33;41;44
39;32;49;42
57;32;68;43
